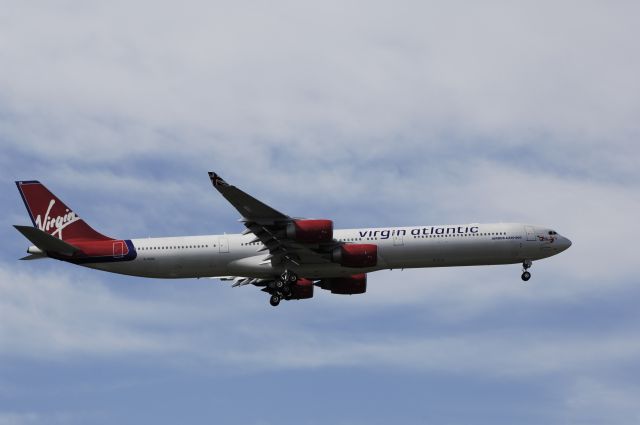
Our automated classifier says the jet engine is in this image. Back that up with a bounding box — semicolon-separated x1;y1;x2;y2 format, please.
332;244;377;268
286;219;333;243
288;278;314;299
318;274;367;295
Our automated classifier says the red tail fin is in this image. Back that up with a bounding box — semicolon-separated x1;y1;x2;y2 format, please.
15;181;112;242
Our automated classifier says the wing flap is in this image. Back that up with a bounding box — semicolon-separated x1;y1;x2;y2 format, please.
219;276;273;287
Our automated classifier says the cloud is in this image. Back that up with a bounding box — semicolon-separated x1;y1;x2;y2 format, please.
2;0;638;253
0;411;97;425
0;412;41;425
1;0;638;181
2;262;639;385
1;2;640;423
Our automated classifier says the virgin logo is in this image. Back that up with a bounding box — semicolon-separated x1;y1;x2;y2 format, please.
537;235;556;243
34;199;79;239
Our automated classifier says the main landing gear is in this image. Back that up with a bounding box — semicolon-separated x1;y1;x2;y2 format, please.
268;270;298;307
521;260;532;282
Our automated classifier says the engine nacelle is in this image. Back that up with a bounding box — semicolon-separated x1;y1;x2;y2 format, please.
286;219;333;243
319;274;367;295
332;244;377;268
289;278;314;300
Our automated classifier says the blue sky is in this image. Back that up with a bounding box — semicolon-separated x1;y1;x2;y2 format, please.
1;1;640;424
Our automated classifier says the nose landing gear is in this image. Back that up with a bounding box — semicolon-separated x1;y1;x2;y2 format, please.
521;260;532;282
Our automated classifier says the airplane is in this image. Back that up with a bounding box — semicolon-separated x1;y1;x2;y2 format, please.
14;173;572;306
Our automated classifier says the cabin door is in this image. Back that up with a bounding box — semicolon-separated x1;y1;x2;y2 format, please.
219;237;229;253
525;226;536;241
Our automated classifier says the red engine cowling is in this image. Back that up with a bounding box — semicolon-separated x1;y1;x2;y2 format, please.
286;219;333;243
289;278;314;299
332;244;377;268
319;274;367;295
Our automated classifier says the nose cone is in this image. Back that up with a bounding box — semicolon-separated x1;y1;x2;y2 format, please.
559;236;572;251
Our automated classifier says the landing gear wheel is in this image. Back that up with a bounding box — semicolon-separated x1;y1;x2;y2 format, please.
275;280;284;289
282;285;292;297
269;294;281;307
281;270;298;283
521;271;531;282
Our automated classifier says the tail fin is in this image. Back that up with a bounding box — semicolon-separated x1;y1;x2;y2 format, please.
15;181;112;242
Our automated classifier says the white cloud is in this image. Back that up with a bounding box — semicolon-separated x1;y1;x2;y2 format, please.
0;264;244;358
2;2;639;423
1;0;638;180
1;263;638;383
233;331;640;379
2;0;638;252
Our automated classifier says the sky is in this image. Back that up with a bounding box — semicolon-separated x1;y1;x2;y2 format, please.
1;1;640;424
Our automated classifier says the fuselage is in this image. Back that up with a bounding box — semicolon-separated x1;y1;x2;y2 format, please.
15;178;573;306
84;222;571;279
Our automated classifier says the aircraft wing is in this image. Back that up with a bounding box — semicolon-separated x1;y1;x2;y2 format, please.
208;172;338;266
208;172;289;224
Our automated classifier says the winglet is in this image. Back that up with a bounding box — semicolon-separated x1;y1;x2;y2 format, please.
208;172;229;188
206;171;289;221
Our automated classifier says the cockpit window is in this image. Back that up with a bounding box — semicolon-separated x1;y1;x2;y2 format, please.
548;231;557;235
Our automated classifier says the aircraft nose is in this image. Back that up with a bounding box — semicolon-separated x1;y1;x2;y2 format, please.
561;236;572;251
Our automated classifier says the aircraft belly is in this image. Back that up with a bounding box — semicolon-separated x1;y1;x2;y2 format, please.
84;252;228;279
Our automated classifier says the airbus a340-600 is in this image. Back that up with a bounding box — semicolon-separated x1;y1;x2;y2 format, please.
14;173;571;306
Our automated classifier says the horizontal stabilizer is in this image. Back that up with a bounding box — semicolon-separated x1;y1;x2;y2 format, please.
20;254;46;260
14;225;81;256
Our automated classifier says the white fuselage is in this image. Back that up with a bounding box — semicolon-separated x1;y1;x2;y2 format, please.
85;223;571;279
